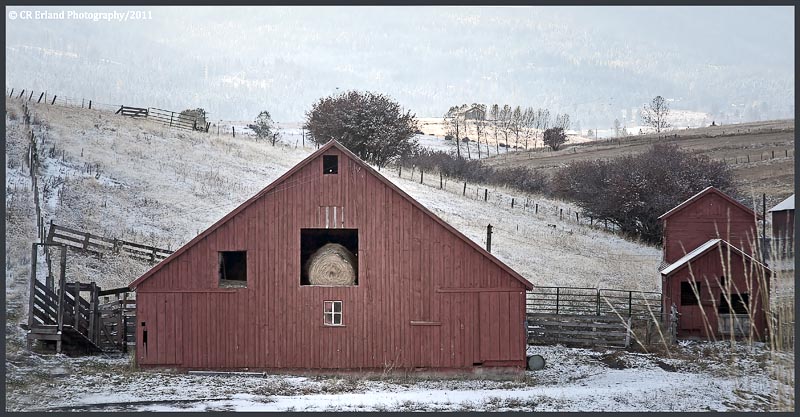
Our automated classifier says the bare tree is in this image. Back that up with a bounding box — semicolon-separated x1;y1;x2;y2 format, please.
511;106;523;150
471;103;487;159
554;113;571;131
489;104;500;155
642;95;671;133
499;104;513;152
522;107;536;149
444;104;468;159
535;108;550;148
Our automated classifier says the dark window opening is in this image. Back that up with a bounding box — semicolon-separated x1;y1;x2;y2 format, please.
323;155;338;175
142;323;148;354
219;251;247;288
300;228;358;286
718;293;750;314
680;281;701;306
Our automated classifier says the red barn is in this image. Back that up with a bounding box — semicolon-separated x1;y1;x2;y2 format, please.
768;194;794;259
658;187;770;340
129;141;532;371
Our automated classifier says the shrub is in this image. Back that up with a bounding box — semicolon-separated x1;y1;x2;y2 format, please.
552;143;735;243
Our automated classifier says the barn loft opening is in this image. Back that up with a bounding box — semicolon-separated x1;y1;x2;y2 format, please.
219;251;247;288
680;281;701;306
301;228;358;286
323;155;338;174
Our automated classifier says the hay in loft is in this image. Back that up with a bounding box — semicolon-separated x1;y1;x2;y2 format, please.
306;243;357;286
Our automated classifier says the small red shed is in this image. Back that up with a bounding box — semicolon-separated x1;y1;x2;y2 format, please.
768;194;794;258
129;141;533;371
659;186;759;264
659;187;770;340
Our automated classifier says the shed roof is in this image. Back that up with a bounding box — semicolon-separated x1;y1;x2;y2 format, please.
130;140;532;290
768;194;794;212
660;238;770;277
658;186;759;221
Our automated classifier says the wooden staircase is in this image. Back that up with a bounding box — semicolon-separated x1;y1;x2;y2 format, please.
24;243;135;354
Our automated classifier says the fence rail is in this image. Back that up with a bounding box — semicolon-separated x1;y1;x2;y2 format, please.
47;222;174;263
526;286;662;319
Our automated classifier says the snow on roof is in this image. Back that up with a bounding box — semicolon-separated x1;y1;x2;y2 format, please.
659;238;770;276
660;239;722;275
768;195;794;212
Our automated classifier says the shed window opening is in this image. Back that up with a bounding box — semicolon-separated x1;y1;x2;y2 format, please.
300;228;358;286
323;301;343;326
323;155;338;175
718;293;750;314
680;281;701;306
219;251;247;288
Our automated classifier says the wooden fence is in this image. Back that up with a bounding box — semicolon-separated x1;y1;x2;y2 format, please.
525;286;663;348
46;222;174;264
526;286;662;319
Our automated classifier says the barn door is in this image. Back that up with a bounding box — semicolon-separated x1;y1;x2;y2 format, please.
478;292;523;363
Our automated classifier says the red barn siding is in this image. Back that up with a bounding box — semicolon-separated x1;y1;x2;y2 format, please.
132;143;530;371
661;244;769;340
662;190;757;263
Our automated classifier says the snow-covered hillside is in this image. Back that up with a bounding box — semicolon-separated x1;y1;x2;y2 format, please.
5;99;660;292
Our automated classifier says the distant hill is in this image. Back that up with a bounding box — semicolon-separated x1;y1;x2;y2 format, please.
5;6;794;125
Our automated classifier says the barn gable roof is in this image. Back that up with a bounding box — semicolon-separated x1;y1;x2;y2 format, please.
660;238;770;277
130;140;532;290
768;194;794;212
658;186;759;221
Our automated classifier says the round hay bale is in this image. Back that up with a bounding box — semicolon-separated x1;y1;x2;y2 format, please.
306;243;357;286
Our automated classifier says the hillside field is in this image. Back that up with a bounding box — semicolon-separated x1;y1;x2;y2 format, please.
479;119;794;209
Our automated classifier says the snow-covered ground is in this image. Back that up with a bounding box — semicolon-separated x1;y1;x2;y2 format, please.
4;99;793;411
5;342;791;411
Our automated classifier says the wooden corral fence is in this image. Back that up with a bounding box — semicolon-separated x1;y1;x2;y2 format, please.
23;243;136;354
116;105;210;132
47;222;173;264
526;286;662;348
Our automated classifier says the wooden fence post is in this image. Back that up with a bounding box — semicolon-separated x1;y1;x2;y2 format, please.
511;198;515;209
486;224;492;253
463;182;466;196
535;203;538;214
398;165;402;177
19;89;25;98
576;212;579;223
596;290;601;315
27;243;37;334
560;208;563;220
772;150;775;159
88;282;97;343
73;282;80;331
439;172;443;189
55;247;66;354
88;100;92;109
169;112;174;127
420;170;424;184
232;126;236;137
82;232;90;250
484;189;488;202
9;88;13;97
51;95;57;105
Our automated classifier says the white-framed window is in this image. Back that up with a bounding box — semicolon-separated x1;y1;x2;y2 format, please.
323;300;343;326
